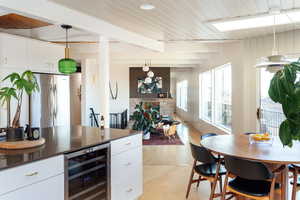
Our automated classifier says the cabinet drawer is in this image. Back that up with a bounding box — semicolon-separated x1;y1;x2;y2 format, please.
111;134;142;156
0;155;64;196
111;147;143;200
0;174;64;200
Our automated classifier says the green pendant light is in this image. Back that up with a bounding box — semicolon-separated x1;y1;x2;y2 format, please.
58;25;77;74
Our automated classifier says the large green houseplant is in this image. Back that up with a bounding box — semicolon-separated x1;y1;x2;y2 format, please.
0;70;39;141
131;102;160;139
268;61;300;147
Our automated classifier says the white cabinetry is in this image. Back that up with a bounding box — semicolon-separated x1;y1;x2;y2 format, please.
111;134;143;200
0;32;64;72
0;174;64;200
0;33;29;68
0;155;64;200
28;38;64;73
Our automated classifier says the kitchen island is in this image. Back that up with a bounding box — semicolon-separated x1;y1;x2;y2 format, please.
0;126;143;200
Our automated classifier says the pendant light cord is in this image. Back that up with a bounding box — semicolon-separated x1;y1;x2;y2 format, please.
272;15;277;55
66;27;69;49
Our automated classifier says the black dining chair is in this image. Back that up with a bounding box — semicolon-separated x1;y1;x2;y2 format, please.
186;142;226;199
290;164;300;200
221;156;285;200
243;132;256;135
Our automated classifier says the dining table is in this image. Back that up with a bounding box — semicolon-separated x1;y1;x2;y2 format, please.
200;134;300;200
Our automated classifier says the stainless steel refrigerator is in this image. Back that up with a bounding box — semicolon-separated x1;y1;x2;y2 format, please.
30;73;81;128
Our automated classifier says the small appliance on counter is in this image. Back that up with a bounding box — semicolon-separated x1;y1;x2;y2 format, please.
25;125;40;141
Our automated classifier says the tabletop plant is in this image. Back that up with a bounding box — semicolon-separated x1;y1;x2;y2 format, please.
268;61;300;147
131;102;160;136
0;70;39;140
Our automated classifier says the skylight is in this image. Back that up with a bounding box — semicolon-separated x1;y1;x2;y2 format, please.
211;10;300;32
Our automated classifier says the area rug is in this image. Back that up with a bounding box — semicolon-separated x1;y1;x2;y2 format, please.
143;133;184;145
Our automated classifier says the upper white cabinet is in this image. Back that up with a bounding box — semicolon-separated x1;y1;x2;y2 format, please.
28;39;64;73
0;33;29;69
0;32;64;73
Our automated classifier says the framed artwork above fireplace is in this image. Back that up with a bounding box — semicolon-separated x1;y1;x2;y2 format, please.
130;67;170;98
137;77;162;94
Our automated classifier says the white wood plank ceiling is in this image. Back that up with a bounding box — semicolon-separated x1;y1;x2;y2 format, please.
51;0;300;41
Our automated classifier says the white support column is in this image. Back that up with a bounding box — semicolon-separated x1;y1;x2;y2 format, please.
98;36;110;128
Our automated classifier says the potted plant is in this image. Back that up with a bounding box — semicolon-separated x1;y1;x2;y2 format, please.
131;102;160;140
268;61;300;147
0;70;39;141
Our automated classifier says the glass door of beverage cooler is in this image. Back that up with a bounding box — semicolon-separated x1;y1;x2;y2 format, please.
65;143;110;200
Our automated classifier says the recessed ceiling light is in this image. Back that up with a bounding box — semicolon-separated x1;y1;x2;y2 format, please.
140;3;155;10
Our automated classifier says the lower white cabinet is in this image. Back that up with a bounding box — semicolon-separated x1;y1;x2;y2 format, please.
0;174;64;200
0;155;64;200
111;134;143;200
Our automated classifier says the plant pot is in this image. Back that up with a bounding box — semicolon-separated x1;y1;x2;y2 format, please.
6;127;24;142
143;132;151;140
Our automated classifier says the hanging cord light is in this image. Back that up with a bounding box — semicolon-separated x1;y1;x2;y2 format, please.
58;24;77;74
142;60;150;72
147;60;155;78
272;16;277;55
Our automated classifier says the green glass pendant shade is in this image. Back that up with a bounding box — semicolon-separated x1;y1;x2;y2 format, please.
58;58;77;74
58;24;76;74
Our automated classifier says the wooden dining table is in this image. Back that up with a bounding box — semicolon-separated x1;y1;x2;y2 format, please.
200;134;300;200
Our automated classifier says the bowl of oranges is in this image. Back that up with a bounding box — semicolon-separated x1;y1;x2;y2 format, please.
249;133;273;145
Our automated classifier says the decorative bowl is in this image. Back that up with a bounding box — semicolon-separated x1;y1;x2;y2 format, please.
249;133;274;145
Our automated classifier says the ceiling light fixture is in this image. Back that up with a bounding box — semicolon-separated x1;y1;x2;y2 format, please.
58;24;77;74
211;9;300;32
140;3;155;10
142;60;150;72
256;12;290;70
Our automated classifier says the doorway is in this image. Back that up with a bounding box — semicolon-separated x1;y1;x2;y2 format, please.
258;69;285;136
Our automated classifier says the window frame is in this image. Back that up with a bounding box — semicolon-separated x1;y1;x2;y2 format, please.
176;80;188;112
199;63;232;132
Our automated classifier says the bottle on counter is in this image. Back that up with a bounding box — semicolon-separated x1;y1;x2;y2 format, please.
100;115;105;130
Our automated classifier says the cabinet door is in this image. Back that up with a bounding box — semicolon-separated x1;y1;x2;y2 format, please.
28;39;64;73
111;147;143;200
0;174;64;200
0;33;29;69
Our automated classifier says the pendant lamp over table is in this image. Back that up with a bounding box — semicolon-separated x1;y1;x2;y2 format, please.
58;24;77;74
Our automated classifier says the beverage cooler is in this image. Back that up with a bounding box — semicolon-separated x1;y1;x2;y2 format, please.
65;143;110;200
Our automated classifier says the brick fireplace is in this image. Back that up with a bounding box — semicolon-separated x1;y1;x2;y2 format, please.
129;98;175;116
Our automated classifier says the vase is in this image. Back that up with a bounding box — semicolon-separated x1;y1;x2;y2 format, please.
143;132;151;140
6;127;24;141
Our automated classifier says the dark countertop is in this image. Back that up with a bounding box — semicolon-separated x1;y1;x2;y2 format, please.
0;126;141;171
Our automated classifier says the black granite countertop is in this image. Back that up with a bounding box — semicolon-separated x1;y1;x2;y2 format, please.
0;126;141;171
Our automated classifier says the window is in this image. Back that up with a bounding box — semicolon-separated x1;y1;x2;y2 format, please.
200;71;212;121
259;69;285;136
199;63;232;131
176;80;188;111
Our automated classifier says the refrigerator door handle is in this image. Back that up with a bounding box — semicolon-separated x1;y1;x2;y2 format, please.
53;84;57;120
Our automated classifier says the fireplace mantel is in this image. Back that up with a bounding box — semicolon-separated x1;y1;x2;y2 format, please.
129;98;175;116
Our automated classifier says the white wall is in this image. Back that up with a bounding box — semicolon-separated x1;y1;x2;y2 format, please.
109;64;129;113
173;29;300;135
172;42;245;135
70;46;130;125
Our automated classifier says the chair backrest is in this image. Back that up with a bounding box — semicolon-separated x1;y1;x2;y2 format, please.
168;125;177;135
243;132;256;135
190;143;216;164
200;133;217;140
224;156;273;180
